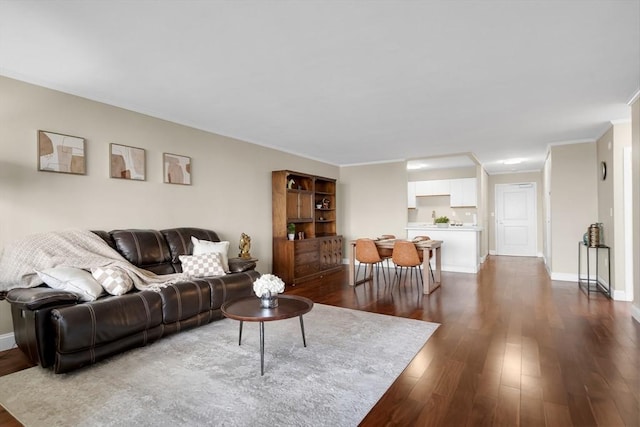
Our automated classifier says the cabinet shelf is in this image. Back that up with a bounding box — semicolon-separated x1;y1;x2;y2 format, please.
287;218;313;223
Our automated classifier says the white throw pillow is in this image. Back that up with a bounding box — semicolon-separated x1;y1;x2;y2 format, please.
91;266;134;296
36;267;104;302
191;236;230;273
179;252;226;278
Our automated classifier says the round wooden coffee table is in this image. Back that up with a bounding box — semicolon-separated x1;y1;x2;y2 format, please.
221;295;314;375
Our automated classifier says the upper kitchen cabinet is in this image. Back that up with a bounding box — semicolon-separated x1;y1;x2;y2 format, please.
415;179;450;196
407;177;477;208
450;178;477;207
408;182;416;208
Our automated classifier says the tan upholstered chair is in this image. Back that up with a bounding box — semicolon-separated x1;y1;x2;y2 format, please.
377;234;395;269
391;240;423;288
355;238;387;285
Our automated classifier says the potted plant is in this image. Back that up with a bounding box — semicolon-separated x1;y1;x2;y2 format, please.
435;216;450;227
287;223;296;240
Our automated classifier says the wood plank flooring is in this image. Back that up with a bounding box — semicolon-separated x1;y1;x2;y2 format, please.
0;255;638;426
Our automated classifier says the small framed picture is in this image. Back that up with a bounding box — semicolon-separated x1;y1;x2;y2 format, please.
163;153;191;185
110;143;145;180
38;130;86;175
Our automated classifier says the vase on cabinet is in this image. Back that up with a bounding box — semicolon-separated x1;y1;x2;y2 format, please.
288;234;295;241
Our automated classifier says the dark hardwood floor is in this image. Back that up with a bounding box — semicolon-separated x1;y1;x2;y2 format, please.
1;256;638;426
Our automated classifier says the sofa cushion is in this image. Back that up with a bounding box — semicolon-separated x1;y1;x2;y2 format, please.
110;229;175;275
161;228;221;267
91;266;133;296
158;280;213;324
52;291;163;353
179;253;226;278
36;267;104;302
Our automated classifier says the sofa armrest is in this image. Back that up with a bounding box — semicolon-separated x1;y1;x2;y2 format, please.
228;258;257;273
6;287;79;311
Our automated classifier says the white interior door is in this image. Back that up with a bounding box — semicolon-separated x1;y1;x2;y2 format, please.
495;183;537;256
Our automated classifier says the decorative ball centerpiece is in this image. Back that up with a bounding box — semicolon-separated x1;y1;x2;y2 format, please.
253;274;285;309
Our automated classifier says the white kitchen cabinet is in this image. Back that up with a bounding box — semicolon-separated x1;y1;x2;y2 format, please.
450;178;477;207
414;179;450;196
407;182;416;208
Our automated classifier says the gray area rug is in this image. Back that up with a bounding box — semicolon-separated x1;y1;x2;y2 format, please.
0;303;438;426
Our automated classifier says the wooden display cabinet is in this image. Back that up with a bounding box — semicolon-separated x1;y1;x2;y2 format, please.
272;170;342;285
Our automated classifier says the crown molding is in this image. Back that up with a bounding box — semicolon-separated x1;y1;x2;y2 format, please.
628;89;640;105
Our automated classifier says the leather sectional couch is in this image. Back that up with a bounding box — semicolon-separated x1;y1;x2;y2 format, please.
6;227;260;373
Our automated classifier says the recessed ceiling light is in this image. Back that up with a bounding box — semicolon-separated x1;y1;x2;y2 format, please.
406;163;426;170
503;158;523;165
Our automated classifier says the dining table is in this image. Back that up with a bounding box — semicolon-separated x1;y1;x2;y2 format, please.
348;238;443;294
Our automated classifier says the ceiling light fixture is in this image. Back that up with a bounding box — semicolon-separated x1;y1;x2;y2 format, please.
503;158;523;165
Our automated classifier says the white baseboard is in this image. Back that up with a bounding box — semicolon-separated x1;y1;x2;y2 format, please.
488;250;543;258
550;272;578;282
480;254;487;264
612;290;632;301
631;304;640;324
0;332;16;352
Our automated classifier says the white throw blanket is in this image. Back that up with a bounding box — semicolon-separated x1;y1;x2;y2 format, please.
0;229;184;292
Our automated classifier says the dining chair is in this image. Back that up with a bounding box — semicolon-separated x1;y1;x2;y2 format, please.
355;238;387;285
391;240;423;289
413;235;435;282
377;234;395;270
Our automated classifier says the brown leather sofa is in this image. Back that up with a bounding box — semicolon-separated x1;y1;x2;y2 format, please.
6;227;260;373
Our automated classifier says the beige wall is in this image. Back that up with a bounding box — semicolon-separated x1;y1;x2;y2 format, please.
0;76;339;335
487;172;544;255
632;98;640;322
542;153;551;270
549;143;599;278
478;167;489;259
339;162;408;242
596;127;616;289
597;123;632;295
408;166;476;181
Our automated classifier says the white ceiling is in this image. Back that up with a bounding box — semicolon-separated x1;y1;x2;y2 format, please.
1;1;638;174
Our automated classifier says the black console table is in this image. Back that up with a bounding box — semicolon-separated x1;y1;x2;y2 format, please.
577;242;611;298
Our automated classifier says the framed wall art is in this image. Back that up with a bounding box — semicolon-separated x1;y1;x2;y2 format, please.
110;143;145;180
38;130;86;175
163;153;191;185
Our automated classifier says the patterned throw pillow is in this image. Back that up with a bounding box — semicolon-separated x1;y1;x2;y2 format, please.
179;252;226;278
191;236;230;273
91;266;134;296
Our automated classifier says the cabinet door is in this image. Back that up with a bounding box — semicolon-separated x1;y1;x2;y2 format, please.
431;180;450;195
286;191;314;220
299;192;313;219
408;182;416;208
462;178;477;206
449;179;463;206
415;179;450;196
319;236;343;269
450;178;477;207
414;181;431;196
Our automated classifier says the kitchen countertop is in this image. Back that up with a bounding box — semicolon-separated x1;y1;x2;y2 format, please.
406;223;484;231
